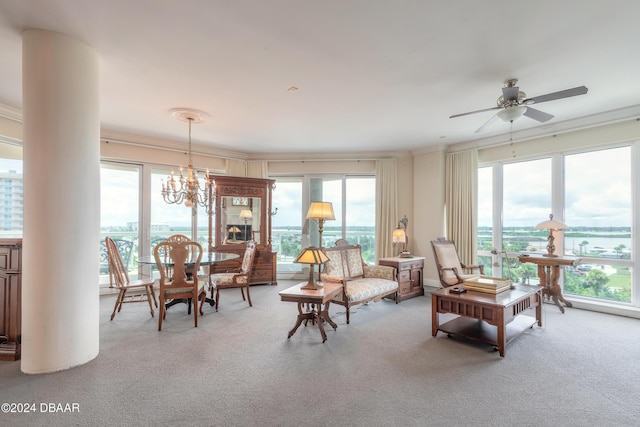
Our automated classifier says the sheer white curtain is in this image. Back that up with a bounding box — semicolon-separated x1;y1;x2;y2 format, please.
445;149;478;265
375;159;398;259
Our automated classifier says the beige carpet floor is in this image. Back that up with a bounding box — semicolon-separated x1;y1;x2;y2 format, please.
1;280;639;427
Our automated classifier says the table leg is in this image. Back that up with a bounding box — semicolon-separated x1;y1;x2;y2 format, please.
320;300;338;331
538;265;571;313
287;303;310;338
496;309;506;357
550;265;573;311
316;310;328;343
535;290;543;327
431;294;439;337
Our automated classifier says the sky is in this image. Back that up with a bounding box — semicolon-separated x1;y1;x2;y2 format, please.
478;145;631;228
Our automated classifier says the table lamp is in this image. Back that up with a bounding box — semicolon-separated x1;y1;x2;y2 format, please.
535;214;568;257
228;226;241;240
294;246;330;290
392;215;412;257
306;202;335;248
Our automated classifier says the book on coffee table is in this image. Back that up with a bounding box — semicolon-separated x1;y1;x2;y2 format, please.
463;276;512;294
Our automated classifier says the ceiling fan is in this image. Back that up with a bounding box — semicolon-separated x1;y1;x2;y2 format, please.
450;79;588;133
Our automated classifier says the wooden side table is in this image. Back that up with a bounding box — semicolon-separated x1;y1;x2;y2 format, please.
517;254;580;313
279;281;343;343
378;256;424;302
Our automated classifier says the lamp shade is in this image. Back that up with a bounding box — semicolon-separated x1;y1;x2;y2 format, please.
535;214;568;230
392;227;406;243
306;202;335;220
497;105;527;122
294;247;329;265
228;226;241;233
240;209;253;219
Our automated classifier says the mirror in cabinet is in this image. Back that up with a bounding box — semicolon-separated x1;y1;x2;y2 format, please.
208;176;277;286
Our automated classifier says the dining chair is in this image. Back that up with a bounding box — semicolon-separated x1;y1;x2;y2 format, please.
101;238;133;274
431;237;484;288
210;240;256;311
154;239;206;331
105;236;157;321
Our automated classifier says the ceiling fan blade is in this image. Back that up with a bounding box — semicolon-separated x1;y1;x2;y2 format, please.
525;86;588;104
450;106;500;119
474;114;498;133
502;86;520;101
523;107;554;122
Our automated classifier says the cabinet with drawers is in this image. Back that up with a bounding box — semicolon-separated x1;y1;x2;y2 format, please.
0;238;22;361
378;256;424;302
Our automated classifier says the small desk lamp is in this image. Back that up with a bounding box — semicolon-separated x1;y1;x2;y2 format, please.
535;214;568;257
294;246;330;290
392;215;412;258
306;202;335;248
240;209;252;241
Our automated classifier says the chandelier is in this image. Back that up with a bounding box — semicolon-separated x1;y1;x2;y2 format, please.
161;108;214;210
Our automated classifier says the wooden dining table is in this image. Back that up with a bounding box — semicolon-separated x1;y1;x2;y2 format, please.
138;251;240;310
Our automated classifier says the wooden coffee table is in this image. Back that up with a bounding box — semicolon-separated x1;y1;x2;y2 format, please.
279;281;343;343
431;284;543;357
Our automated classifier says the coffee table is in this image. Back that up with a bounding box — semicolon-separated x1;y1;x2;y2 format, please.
279;281;343;343
431;284;543;357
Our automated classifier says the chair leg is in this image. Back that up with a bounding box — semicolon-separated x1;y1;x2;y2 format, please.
150;286;158;307
199;290;205;316
158;299;165;331
193;294;198;328
215;288;220;312
240;287;246;301
245;285;252;307
110;289;125;321
145;286;155;318
346;306;351;324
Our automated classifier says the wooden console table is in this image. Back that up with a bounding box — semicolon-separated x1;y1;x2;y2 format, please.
517;254;580;313
432;284;543;357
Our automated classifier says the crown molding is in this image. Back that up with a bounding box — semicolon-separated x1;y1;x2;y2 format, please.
448;104;640;153
0;103;21;122
100;129;248;160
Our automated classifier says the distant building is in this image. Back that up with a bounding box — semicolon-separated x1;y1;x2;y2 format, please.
0;170;23;231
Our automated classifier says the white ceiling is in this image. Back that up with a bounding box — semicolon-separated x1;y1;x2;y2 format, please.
1;0;639;156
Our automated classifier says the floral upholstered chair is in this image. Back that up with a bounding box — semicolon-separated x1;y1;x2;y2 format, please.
209;240;256;312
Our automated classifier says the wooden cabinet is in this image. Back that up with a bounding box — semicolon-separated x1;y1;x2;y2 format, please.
207;176;277;286
0;238;22;361
378;256;424;302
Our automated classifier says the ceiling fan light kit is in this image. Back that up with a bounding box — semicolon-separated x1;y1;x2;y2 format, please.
497;105;527;122
450;79;588;132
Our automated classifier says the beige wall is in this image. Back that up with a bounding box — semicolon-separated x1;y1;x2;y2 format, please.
412;148;445;287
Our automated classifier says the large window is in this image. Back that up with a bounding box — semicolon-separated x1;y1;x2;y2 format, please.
100;162;141;284
271;174;377;275
272;178;303;273
563;147;632;303
479;144;638;311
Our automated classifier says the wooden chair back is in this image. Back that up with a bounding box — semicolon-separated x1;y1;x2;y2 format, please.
105;236;131;288
431;237;484;287
105;236;157;320
153;239;205;330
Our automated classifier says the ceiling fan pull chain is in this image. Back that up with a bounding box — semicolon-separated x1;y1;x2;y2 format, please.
510;121;516;158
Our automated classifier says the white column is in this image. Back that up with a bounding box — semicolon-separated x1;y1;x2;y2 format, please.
21;30;100;373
